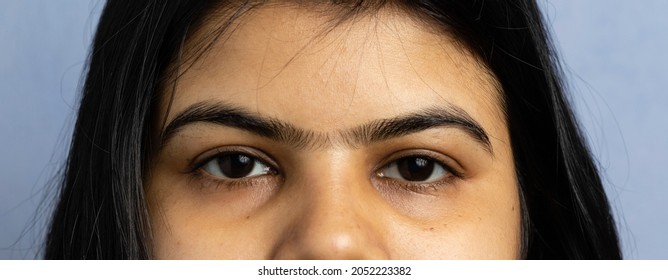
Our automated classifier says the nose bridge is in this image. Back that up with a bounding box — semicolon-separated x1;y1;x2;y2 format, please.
271;153;389;259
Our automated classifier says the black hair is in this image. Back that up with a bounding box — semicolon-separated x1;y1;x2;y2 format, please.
45;0;621;259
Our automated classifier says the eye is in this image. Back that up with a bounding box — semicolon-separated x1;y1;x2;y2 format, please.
377;156;449;183
200;153;274;179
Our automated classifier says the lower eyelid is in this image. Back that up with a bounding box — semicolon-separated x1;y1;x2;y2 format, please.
373;176;455;196
191;168;280;191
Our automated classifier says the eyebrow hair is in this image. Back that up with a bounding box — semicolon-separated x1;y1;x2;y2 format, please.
160;101;493;154
344;107;492;153
161;102;323;150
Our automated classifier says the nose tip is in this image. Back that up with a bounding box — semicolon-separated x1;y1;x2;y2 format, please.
270;195;389;260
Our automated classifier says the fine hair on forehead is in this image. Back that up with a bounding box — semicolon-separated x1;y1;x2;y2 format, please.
162;0;491;94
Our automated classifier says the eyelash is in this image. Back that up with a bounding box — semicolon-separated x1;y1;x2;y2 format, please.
188;148;462;193
375;152;462;194
189;148;280;190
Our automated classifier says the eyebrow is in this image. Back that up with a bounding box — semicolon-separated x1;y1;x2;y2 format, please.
160;101;493;154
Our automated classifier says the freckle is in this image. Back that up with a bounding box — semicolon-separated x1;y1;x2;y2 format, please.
478;217;482;222
429;227;435;231
246;216;250;220
512;206;515;211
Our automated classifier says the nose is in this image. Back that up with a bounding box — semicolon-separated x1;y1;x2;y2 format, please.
270;171;390;259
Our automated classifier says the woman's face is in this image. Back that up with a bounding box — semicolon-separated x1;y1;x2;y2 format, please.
147;5;521;259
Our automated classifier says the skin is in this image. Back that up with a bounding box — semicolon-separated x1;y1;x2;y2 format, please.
146;4;521;259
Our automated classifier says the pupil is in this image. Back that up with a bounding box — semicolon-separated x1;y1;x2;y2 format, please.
218;154;254;178
397;157;434;181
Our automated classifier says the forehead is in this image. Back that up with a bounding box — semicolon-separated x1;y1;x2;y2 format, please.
164;3;504;134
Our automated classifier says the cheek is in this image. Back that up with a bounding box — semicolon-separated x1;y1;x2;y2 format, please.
147;167;281;259
381;177;521;259
373;141;521;258
147;167;521;259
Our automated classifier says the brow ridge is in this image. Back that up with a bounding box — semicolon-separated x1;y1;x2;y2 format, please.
160;101;493;154
161;102;329;149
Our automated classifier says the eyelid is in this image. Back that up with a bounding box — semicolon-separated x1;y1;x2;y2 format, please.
188;146;279;174
374;149;465;178
372;150;464;195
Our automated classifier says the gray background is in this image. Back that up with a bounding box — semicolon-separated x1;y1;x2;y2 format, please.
1;0;666;259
